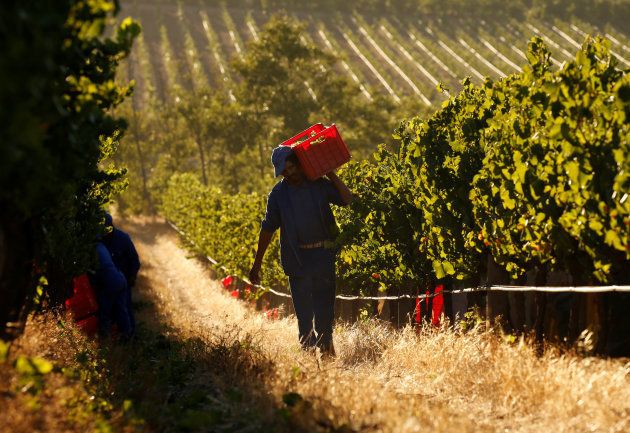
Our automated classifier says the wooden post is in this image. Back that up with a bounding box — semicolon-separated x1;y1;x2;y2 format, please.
532;266;547;355
485;255;512;332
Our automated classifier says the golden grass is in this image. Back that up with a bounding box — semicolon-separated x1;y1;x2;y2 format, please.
0;314;130;433
122;215;630;433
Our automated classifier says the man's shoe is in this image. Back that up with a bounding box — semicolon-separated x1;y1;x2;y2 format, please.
319;342;336;360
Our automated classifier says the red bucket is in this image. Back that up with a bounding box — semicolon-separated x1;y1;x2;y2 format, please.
281;123;351;180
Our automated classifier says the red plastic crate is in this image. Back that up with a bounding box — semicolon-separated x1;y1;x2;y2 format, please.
280;123;351;180
65;274;99;322
76;314;98;336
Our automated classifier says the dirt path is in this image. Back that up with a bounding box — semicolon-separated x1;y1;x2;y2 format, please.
120;215;630;433
120;215;297;347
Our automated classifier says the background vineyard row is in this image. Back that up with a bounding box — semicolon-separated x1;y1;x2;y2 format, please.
120;0;630;108
162;37;629;302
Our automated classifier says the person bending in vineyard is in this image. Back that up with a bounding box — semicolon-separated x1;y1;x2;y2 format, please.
103;213;140;335
249;146;352;358
92;242;133;339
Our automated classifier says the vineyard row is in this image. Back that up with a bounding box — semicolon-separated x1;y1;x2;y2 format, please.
121;1;630;106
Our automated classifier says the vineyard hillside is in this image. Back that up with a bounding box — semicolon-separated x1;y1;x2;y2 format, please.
119;0;630;108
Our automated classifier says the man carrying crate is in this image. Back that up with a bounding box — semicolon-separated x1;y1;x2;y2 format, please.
249;146;352;358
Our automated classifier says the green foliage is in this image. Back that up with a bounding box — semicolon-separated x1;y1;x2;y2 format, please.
338;35;628;291
397;77;497;282
377;36;629;286
11;354;54;396
6;0;138;216
336;145;431;294
162;35;628;297
0;0;139;327
161;173;285;290
234;16;326;134
471;37;629;283
459;308;485;332
0;340;10;362
15;355;53;376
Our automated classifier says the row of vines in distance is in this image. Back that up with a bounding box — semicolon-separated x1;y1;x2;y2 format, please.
120;0;630;107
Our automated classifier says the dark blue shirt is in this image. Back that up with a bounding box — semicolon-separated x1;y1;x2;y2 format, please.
287;182;329;245
94;242;127;293
261;178;346;276
103;228;140;287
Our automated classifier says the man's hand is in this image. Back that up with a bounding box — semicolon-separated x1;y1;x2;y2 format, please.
251;229;273;286
325;170;353;205
249;263;261;286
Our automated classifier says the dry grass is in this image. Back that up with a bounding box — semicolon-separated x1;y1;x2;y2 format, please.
0;313;131;433
121;215;630;433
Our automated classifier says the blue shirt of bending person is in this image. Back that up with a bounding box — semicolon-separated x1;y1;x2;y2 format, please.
92;242;132;338
103;213;140;333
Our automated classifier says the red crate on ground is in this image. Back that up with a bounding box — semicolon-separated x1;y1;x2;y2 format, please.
65;274;99;322
280;123;351;180
76;314;98;336
432;284;444;327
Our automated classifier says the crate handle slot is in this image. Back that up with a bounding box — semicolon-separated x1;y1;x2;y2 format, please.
310;136;326;146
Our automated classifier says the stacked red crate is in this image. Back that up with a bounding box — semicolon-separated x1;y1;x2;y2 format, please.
65;274;99;335
280;123;351;180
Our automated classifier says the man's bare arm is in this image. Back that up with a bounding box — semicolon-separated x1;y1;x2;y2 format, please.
249;229;274;285
326;170;353;205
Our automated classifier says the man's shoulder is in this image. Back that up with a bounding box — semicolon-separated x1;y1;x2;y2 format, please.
96;242;113;265
96;241;108;255
310;178;333;193
269;179;286;196
312;178;331;186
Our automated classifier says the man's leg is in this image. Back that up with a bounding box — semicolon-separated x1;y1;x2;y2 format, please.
126;286;135;333
96;290;114;337
312;273;336;354
113;290;133;339
289;276;316;348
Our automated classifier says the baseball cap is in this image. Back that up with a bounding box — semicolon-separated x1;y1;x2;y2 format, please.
271;145;294;177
